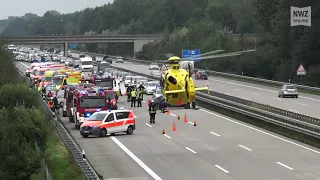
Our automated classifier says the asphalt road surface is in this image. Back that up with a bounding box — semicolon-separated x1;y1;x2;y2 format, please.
73;52;320;118
17;61;320;180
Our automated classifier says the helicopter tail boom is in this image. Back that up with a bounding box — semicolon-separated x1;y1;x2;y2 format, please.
164;89;185;94
195;87;209;91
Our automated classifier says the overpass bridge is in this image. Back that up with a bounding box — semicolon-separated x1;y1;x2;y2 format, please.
0;34;163;57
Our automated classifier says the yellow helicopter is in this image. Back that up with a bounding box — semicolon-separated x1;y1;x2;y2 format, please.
159;56;209;109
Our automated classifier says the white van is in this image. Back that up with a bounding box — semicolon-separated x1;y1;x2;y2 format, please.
80;57;93;72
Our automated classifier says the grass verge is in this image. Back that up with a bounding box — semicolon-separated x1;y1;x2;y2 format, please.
44;123;85;180
55;115;104;179
198;99;320;149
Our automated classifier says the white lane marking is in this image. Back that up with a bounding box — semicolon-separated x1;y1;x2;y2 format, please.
163;134;172;139
170;113;176;116
273;98;281;100
134;116;138;118
225;93;231;95
238;145;252;151
276;162;293;170
210;132;221;136
188;121;194;125
289;109;299;113
19;62;29;68
297;103;307;106
215;165;229;173
145;123;152;127
185;147;197;153
208;78;320;102
234;89;240;91
110;136;163;180
200;109;320;154
252;93;260;95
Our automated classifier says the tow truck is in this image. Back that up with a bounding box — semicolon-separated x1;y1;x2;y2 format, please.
66;87;108;129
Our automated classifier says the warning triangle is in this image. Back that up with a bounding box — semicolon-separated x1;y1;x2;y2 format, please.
297;64;305;72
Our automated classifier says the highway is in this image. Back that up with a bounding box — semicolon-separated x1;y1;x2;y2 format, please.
17;61;320;180
72;52;320;118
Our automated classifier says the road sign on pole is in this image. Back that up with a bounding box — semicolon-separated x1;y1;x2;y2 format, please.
69;44;77;49
182;49;200;62
296;63;306;75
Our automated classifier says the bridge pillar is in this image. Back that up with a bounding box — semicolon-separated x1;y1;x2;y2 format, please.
133;39;153;58
64;42;69;57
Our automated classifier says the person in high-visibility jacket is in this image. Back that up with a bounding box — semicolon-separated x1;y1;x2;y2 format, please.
130;89;136;107
148;100;157;124
137;90;143;107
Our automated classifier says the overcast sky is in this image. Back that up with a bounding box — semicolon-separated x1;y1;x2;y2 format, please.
0;0;113;20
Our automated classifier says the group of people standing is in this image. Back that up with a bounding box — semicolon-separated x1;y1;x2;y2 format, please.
126;84;144;108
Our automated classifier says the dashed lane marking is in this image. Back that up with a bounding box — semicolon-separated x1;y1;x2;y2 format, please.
200;109;320;154
145;123;152;127
185;147;197;153
214;165;229;173
210;132;221;136
163;134;172;139
276;162;293;170
238;145;252;151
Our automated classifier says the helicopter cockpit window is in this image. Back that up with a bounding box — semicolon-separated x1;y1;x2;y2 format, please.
172;65;179;70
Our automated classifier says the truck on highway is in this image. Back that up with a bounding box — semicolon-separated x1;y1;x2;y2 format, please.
66;87;108;129
80;57;93;72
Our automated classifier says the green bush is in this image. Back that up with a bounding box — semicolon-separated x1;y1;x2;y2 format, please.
0;107;45;180
0;83;39;108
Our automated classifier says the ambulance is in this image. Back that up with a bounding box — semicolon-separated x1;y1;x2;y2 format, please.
51;71;82;90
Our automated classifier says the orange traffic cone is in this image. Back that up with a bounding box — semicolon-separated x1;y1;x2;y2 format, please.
172;121;177;131
166;106;170;115
184;113;188;123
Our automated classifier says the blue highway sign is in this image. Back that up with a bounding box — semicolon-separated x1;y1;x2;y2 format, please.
182;49;200;62
69;44;77;49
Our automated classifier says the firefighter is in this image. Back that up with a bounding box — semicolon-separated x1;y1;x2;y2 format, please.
127;86;132;102
130;89;136;108
137;90;143;107
148;100;157;124
107;97;112;110
53;95;59;114
138;83;145;98
47;99;54;112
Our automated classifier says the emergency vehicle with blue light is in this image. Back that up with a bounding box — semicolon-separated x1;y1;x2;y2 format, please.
80;109;136;138
66;87;108;129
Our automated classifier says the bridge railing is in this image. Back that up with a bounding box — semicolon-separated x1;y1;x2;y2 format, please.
1;34;164;39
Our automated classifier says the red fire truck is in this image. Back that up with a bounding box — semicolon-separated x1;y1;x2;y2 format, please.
94;76;118;109
66;87;108;129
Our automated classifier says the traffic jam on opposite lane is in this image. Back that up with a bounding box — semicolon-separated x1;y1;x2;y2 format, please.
13;48;320;180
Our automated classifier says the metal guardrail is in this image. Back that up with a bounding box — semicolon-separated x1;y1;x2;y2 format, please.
111;65;320;139
79;51;320;92
2;34;164;39
17;67;100;180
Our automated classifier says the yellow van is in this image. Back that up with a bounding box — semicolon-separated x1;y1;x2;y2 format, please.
51;71;82;90
38;70;55;91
